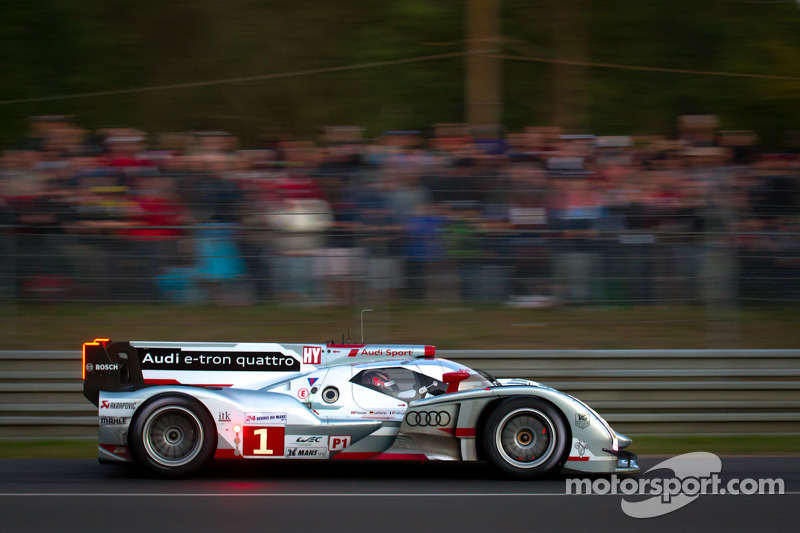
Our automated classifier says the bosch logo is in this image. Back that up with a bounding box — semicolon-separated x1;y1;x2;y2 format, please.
405;411;451;427
91;363;119;372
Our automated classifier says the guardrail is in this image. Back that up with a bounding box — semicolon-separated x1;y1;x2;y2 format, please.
1;349;799;439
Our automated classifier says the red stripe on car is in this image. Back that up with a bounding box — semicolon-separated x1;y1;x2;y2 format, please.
143;378;232;387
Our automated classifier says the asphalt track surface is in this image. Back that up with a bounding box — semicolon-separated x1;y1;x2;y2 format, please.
0;456;797;533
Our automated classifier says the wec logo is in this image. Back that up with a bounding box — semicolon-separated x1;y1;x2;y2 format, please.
303;346;322;365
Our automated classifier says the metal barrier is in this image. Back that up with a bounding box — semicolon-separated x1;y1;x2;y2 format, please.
1;349;799;439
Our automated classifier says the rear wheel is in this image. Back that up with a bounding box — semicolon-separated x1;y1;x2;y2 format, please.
129;396;216;477
483;397;569;479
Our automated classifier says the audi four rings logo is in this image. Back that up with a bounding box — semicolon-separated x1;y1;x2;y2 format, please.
405;411;451;427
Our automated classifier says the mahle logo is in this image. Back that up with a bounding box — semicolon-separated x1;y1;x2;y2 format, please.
566;452;785;518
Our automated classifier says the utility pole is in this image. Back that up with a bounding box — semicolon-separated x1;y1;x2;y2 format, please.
551;0;587;131
466;0;502;138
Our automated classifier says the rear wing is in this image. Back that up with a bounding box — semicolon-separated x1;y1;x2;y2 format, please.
83;339;436;405
82;339;144;406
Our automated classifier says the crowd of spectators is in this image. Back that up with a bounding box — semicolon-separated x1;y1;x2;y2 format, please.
1;115;799;306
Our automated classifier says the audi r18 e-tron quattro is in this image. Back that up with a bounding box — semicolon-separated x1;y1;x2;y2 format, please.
82;339;638;478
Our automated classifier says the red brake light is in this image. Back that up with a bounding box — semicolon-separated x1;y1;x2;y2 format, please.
82;338;110;380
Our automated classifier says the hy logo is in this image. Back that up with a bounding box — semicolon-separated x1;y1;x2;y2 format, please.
303;346;322;365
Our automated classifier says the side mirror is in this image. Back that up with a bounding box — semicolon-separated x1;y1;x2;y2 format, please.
441;371;470;394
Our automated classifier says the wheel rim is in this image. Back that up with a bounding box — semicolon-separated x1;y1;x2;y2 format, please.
495;408;557;469
142;406;204;467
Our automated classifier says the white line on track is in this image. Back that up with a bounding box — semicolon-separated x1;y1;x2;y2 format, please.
0;492;798;497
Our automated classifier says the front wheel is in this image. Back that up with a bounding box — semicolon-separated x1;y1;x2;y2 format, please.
483;397;569;479
129;395;216;477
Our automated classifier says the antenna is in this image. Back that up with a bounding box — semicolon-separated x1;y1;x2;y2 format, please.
361;308;374;343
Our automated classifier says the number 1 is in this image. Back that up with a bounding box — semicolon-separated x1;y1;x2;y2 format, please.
253;428;273;455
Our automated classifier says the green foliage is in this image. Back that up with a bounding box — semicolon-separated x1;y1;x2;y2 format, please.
1;1;799;145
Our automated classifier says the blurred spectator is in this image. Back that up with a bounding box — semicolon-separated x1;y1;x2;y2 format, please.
2;114;800;307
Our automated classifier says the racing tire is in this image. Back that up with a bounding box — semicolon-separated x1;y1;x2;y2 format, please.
483;397;569;479
129;395;216;477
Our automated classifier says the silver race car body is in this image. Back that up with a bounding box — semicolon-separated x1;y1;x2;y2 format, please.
83;339;638;478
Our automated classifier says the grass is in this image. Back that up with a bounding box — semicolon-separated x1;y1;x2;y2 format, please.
2;302;800;350
0;440;97;459
1;435;797;459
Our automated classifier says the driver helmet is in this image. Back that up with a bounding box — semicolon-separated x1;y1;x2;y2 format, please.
365;371;398;392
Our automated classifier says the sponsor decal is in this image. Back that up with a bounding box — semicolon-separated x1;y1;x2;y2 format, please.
575;413;590;429
99;416;127;425
302;346;322;365
87;363;119;372
242;425;286;457
574;439;588;458
289;436;324;445
347;348;413;358
328;435;351;451
100;401;137;410
138;348;300;372
218;411;231;422
297;388;309;400
405;411;452;427
286;447;328;458
244;412;287;424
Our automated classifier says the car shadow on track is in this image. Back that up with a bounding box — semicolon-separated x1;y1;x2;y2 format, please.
102;459;545;483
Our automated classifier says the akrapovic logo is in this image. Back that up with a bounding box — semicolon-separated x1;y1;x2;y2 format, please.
100;401;137;410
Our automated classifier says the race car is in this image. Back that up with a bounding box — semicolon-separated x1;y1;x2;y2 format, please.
82;338;639;478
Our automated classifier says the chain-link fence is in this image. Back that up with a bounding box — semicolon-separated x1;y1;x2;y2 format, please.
1;222;797;307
